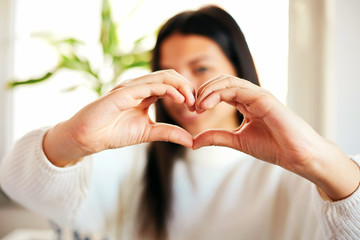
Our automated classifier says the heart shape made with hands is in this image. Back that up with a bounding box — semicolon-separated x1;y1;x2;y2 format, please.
108;71;277;157
135;71;320;176
149;78;246;150
152;100;238;149
143;72;281;155
76;72;250;153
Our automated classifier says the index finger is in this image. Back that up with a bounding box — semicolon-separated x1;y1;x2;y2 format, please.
112;70;196;107
108;83;186;111
196;76;260;109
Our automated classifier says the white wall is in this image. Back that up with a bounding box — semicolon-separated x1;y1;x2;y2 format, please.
288;0;328;135
288;0;360;155
331;0;360;155
0;0;14;160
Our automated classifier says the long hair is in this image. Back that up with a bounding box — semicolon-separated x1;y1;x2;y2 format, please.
137;5;260;239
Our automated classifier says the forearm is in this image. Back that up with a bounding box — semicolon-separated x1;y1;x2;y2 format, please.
299;139;360;201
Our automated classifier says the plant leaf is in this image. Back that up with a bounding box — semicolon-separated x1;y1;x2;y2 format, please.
7;72;54;88
55;38;84;47
59;54;98;78
62;85;79;92
100;0;118;55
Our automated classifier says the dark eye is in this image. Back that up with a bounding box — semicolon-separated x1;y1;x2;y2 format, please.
195;66;208;74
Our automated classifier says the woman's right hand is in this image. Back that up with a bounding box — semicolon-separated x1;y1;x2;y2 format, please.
43;70;195;167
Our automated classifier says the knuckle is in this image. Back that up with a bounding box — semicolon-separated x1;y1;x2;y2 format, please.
228;76;238;86
161;69;176;75
160;69;176;80
220;73;231;78
260;88;274;98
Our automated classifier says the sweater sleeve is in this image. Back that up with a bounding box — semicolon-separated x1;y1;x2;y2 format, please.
313;155;360;239
0;127;96;230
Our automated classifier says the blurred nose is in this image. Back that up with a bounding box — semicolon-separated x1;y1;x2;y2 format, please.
178;70;202;92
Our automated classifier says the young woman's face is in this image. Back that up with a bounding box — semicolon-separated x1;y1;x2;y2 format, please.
159;33;239;135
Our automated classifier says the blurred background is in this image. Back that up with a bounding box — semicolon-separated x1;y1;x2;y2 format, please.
0;0;359;238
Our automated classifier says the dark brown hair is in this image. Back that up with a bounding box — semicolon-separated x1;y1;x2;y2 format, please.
137;5;259;239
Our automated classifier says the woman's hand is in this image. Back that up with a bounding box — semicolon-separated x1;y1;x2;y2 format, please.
43;70;195;167
193;74;360;200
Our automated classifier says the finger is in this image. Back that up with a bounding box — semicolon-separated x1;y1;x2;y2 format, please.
137;96;159;109
197;87;274;119
109;83;186;110
113;70;196;107
199;87;240;110
197;75;256;105
110;78;135;92
197;74;230;98
193;129;238;150
151;70;196;106
146;123;194;148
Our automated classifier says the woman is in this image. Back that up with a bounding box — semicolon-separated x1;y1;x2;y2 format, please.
1;5;360;240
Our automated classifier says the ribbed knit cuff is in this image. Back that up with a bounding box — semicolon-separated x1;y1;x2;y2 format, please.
313;155;360;239
0;127;93;225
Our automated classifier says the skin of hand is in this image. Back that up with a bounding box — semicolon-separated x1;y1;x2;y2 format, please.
43;68;359;201
43;70;195;167
193;74;360;201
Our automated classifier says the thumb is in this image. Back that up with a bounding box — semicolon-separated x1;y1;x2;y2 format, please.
193;129;237;150
146;123;193;148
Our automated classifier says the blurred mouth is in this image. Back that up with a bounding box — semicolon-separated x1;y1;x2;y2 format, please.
177;110;203;123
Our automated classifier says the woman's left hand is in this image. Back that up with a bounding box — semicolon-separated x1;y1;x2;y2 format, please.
193;74;360;201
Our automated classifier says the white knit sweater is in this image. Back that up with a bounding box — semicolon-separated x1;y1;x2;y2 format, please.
1;128;360;240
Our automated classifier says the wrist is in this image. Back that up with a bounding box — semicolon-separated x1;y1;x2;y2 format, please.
304;140;360;201
43;122;90;167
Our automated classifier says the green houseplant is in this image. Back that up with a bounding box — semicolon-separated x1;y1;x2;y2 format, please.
7;0;153;96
